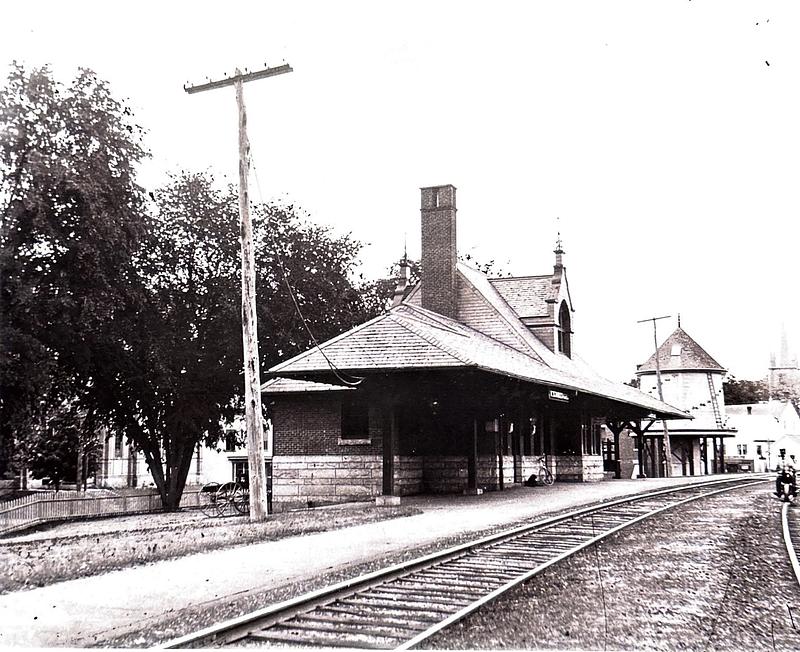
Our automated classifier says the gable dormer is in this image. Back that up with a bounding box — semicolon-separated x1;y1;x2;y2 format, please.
490;240;575;357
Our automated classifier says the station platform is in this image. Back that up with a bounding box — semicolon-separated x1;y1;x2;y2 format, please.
0;474;757;647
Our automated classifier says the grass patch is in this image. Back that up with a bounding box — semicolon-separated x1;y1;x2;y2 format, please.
0;504;418;593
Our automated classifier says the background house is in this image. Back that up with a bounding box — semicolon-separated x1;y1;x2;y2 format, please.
93;419;269;489
726;401;800;472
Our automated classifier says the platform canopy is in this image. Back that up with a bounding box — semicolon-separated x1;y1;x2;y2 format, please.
266;303;689;421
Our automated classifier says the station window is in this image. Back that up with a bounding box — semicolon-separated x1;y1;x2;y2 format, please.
341;397;369;440
580;420;602;456
557;302;572;358
114;434;123;457
737;444;748;456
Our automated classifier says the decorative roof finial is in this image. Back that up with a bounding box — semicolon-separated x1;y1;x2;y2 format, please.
554;216;564;255
677;313;681;328
392;240;410;309
553;217;565;272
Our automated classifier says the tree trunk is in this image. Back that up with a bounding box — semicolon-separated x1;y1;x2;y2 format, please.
76;430;83;493
140;442;168;506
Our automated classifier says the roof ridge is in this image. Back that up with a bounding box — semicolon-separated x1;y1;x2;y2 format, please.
489;274;552;282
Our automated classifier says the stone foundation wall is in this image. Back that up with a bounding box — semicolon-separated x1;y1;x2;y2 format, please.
395;456;424;495
477;456;498;490
272;454;425;510
554;454;604;482
272;453;604;509
272;455;382;510
520;456;540;482
424;456;468;493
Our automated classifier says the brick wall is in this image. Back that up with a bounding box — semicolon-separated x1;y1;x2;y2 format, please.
272;395;383;457
528;324;556;352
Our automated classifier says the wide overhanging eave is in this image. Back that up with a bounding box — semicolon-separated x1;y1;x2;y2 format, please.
265;365;690;420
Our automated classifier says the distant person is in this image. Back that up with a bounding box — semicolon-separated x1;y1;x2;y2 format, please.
776;455;797;498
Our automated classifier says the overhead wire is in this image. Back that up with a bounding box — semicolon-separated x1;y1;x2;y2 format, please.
245;138;364;387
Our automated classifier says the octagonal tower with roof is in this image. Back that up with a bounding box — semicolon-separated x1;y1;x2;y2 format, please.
635;322;736;477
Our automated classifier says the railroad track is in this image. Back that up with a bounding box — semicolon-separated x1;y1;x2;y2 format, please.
782;501;800;586
161;476;765;650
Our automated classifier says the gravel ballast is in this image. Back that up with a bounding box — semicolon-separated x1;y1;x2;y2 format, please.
427;484;800;650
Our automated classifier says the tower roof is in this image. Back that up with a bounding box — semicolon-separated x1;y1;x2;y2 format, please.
637;327;725;374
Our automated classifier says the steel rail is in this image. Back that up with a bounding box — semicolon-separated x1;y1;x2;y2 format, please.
782;502;800;586
158;476;765;649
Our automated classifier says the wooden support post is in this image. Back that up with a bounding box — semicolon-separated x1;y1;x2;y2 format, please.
513;408;523;484
712;437;718;474
467;417;478;491
636;432;647;478
184;64;292;521
702;438;708;475
497;422;504;491
382;406;397;497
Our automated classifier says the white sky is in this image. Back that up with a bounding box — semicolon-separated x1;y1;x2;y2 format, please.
3;1;799;383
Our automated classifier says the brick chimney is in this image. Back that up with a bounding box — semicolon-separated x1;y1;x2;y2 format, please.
420;185;457;318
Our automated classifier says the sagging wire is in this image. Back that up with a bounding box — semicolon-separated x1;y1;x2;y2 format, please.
245;138;364;387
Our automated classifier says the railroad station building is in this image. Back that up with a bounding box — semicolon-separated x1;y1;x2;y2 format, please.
633;325;736;477
263;184;688;510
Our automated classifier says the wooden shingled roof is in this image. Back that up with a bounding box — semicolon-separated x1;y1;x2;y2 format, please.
489;275;554;318
637;327;725;374
267;297;689;419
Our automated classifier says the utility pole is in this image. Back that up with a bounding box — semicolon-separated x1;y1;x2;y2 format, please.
185;63;292;520
638;314;673;478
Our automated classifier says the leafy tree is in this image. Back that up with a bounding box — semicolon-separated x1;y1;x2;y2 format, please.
110;172;242;509
0;63;149;484
27;401;99;491
254;204;391;363
0;64;395;508
723;377;770;405
111;174;386;509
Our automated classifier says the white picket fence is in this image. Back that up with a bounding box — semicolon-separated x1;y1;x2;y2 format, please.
0;488;203;537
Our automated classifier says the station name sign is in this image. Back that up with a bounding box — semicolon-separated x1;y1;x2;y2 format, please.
548;390;570;402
